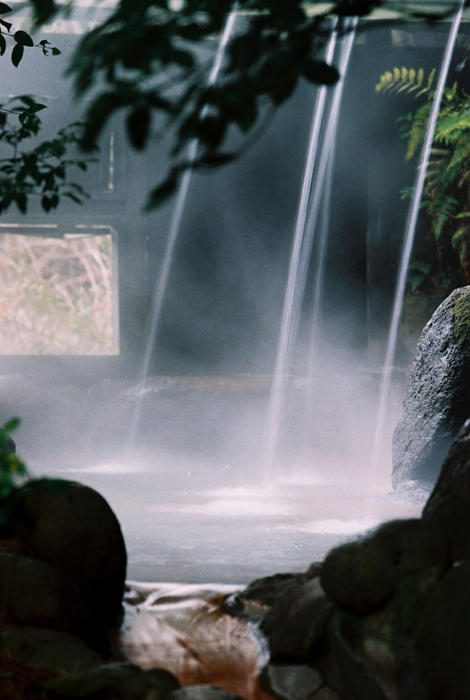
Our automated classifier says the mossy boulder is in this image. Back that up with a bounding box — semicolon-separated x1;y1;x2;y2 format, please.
392;286;470;488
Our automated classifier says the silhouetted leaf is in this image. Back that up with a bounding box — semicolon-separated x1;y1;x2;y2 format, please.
145;170;179;210
11;42;24;67
127;105;151;150
0;33;5;55
302;60;340;86
52;47;61;56
15;192;27;213
0;18;11;31
0;3;11;14
14;30;34;47
29;0;56;26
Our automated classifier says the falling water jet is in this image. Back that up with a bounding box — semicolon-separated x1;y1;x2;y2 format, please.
368;0;466;498
300;145;336;460
259;19;357;485
258;20;338;483
127;9;239;453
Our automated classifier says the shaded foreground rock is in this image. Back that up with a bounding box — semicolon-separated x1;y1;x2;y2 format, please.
410;561;470;700
46;662;180;699
392;286;470;489
222;573;306;624
0;627;104;676
261;577;333;663
168;685;246;700
11;479;127;623
422;417;470;561
320;519;448;615
258;663;328;700
0;552;109;655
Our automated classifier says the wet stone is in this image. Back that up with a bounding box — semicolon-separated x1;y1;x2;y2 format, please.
258;663;324;700
261;577;333;663
222;573;305;624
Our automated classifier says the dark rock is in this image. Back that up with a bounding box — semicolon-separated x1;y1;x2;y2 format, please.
361;567;441;700
422;417;470;561
258;663;324;700
167;685;245;700
11;478;127;622
222;573;305;624
320;519;448;615
410;561;470;700
318;610;389;700
261;577;333;663
46;661;180;699
392;286;470;489
0;627;103;675
0;552;109;656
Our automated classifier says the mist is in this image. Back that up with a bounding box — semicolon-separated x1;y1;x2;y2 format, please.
0;12;463;584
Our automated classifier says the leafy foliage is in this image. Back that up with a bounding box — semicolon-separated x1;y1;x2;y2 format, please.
0;97;94;214
378;66;470;293
0;417;28;524
0;2;60;67
61;0;455;209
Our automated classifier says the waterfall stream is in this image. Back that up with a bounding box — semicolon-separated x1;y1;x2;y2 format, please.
127;10;239;452
260;19;357;483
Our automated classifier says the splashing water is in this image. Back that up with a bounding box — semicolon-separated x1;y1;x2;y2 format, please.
368;0;466;495
127;10;239;452
259;19;357;484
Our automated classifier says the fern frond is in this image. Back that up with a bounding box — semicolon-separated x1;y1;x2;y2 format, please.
375;67;433;96
451;225;469;251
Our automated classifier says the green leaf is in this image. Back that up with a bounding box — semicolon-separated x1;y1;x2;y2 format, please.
28;103;47;113
14;30;34;47
409;260;431;275
11;42;24;67
51;47;61;56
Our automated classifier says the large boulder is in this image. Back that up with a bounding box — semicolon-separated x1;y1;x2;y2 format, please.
320;519;448;615
46;662;180;699
10;478;127;622
0;628;104;675
392;286;470;489
0;552;109;655
409;561;470;700
422;417;470;561
261;576;333;663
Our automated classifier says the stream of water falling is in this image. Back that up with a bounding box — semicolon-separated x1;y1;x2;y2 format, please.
368;0;466;494
259;19;357;483
127;10;238;452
